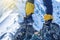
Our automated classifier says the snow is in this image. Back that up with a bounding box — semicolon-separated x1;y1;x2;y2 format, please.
0;0;60;40
55;0;60;2
0;11;20;40
33;0;60;31
0;10;13;23
0;0;26;40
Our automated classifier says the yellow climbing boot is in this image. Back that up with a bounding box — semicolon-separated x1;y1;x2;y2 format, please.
44;14;53;21
25;2;34;16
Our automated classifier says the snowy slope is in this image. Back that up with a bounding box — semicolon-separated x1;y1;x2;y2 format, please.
0;0;26;40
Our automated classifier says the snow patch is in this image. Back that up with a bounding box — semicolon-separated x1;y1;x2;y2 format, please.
55;0;60;2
